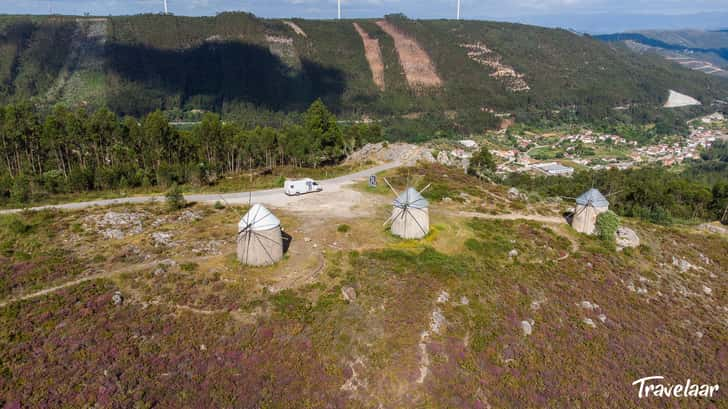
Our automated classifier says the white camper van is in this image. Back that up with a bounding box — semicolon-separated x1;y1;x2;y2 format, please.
284;178;323;196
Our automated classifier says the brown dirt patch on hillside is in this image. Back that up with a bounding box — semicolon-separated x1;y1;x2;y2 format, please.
375;20;442;89
353;22;385;91
283;21;307;37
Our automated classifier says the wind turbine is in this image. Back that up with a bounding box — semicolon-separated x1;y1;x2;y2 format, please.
163;0;168;14
338;0;342;20
457;0;461;20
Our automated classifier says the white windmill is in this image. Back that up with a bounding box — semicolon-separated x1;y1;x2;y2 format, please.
163;0;169;14
338;0;342;20
570;188;610;235
383;178;432;240
457;0;461;20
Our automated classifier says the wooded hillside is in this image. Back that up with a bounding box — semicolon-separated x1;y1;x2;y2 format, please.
1;13;727;132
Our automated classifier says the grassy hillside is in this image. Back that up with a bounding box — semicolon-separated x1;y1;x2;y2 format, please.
1;13;728;130
0;164;725;407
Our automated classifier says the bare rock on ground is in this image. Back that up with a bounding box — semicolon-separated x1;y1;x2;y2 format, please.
521;320;534;336
152;232;175;247
341;286;357;302
112;291;123;305
87;211;146;239
615;227;640;250
347;142;435;166
583;318;597;328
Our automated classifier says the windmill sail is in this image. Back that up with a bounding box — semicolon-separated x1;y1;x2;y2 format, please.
576;188;609;207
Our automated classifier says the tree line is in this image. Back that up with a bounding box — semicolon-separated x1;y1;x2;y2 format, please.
504;162;728;225
0;100;382;204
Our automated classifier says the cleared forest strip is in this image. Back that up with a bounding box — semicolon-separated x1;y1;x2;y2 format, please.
375;20;442;89
284;21;307;37
353;22;385;91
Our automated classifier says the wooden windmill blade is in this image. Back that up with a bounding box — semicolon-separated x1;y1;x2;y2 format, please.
409;208;429;236
572;200;591;219
218;194;246;218
383;177;400;197
252;232;277;265
605;189;623;198
383;207;405;227
243;229;253;265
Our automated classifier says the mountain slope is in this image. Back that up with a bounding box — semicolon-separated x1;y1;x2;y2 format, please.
596;31;728;78
1;13;728;127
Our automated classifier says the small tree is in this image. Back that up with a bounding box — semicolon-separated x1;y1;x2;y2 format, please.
595;211;619;243
11;175;31;204
468;148;496;180
165;183;186;211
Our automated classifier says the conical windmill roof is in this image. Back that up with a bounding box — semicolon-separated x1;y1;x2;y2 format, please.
576;189;609;207
239;204;280;232
393;187;429;209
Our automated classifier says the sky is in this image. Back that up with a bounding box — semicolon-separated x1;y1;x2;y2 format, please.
2;0;728;33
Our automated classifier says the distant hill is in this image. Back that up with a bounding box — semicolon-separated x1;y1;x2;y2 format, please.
596;31;728;78
1;13;728;132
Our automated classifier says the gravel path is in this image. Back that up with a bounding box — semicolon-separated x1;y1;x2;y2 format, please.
0;161;401;215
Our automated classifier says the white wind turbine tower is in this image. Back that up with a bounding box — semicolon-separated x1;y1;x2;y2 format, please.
457;0;461;20
163;0;169;14
338;0;342;20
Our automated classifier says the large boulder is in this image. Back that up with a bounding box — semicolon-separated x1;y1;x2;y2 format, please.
615;227;640;250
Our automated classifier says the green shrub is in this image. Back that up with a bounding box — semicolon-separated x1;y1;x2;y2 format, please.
595;211;619;243
10;176;30;204
3;215;32;235
165;183;186;211
337;224;350;233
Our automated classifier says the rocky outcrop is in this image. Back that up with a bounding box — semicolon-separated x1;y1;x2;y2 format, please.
85;211;146;239
615;227;640;250
347;142;435;165
460;42;530;92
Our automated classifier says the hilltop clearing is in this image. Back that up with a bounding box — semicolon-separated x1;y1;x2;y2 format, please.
0;163;725;407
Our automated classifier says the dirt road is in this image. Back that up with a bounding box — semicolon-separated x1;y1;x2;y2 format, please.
0;161;401;216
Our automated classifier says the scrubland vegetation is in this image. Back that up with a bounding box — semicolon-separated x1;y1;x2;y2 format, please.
0;166;725;407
